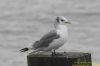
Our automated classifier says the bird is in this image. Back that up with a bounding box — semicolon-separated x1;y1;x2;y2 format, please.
20;16;71;56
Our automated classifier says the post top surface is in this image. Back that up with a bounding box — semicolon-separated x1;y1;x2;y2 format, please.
27;52;91;58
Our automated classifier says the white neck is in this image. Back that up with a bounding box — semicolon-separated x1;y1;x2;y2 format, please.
56;24;68;37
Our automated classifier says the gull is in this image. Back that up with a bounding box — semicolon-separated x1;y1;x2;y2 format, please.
20;16;71;55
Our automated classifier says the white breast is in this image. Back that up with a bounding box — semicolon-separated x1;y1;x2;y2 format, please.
44;25;68;51
57;25;68;39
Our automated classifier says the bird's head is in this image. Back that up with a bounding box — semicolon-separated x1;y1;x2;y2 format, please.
56;16;71;25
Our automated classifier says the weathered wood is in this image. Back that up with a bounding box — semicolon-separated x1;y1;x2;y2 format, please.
27;52;92;66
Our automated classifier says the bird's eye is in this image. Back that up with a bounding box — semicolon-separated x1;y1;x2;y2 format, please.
56;17;59;22
61;19;64;21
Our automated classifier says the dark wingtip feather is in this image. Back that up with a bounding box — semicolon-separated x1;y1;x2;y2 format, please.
20;48;29;52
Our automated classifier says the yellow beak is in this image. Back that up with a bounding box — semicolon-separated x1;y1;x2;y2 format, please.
65;21;71;24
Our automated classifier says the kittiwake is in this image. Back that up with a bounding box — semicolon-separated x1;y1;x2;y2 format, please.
20;16;71;55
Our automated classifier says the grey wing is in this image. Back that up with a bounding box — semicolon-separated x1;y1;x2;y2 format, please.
33;30;60;49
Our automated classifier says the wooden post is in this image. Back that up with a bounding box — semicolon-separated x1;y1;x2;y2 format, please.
27;52;92;66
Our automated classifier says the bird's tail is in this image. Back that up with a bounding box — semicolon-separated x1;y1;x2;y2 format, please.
20;47;30;52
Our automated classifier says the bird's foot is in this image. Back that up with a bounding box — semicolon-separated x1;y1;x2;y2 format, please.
51;50;66;56
51;50;58;56
52;52;56;56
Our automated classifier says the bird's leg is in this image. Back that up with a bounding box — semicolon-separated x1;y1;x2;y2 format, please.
51;49;56;56
53;50;56;55
51;50;54;56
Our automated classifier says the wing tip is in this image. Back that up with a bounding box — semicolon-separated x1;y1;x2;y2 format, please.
20;48;29;52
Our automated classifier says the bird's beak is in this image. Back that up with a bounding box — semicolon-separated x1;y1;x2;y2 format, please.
65;21;71;24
